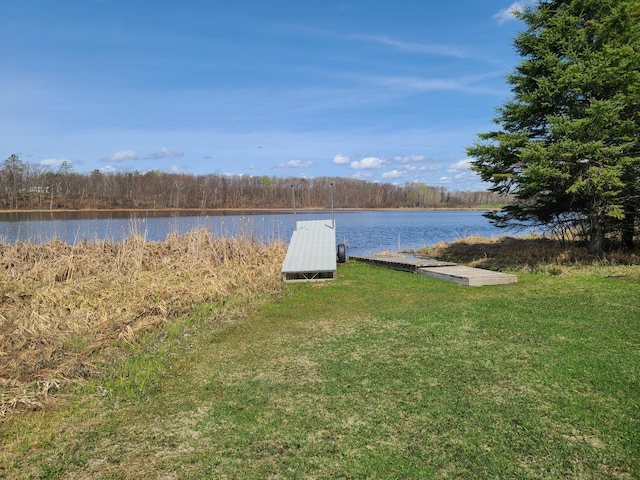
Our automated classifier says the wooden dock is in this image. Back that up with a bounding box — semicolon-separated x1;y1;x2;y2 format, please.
418;265;517;286
350;255;456;273
351;255;517;287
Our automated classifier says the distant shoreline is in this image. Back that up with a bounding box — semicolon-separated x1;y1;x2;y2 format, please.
0;205;504;215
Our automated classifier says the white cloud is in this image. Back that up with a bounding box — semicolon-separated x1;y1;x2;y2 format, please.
393;154;428;164
368;75;459;91
381;162;442;181
332;153;351;165
169;165;189;173
277;159;314;168
381;169;403;179
363;72;505;96
409;165;441;175
493;1;536;25
287;27;464;58
105;150;138;162
100;165;119;174
447;158;473;172
150;147;184;160
352;34;464;58
350;157;386;170
351;171;373;179
429;159;486;190
39;158;71;168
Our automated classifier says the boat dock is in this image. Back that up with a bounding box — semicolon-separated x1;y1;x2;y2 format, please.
279;183;514;286
350;255;456;273
281;220;337;282
351;255;517;287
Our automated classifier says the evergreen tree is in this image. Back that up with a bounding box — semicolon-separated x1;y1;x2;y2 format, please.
468;0;640;255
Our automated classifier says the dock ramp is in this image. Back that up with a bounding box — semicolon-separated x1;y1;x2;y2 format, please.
282;220;337;282
351;255;517;287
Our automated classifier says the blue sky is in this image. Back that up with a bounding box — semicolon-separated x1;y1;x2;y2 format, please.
1;0;536;190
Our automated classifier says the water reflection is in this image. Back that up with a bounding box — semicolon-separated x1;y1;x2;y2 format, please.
0;210;512;256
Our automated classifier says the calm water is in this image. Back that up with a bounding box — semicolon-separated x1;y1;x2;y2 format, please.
0;210;516;256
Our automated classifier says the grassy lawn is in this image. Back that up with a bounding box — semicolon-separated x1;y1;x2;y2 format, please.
2;260;639;478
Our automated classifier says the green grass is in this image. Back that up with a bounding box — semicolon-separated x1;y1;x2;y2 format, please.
2;261;639;478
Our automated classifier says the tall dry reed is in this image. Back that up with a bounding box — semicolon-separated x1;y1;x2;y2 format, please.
418;234;640;273
0;229;287;415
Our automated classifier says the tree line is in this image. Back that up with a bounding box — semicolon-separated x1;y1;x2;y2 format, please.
0;154;505;211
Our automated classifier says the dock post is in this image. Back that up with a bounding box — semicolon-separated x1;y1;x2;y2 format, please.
291;184;297;230
330;182;335;229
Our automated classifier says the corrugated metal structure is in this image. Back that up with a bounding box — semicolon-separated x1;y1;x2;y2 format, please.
281;220;337;282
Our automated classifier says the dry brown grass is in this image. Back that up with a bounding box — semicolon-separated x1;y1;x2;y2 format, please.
0;229;287;415
418;234;640;274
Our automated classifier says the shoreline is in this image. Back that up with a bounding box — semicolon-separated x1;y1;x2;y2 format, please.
0;205;504;215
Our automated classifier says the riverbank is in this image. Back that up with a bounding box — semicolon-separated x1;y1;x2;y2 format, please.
1;236;638;478
417;234;640;273
2;233;638;415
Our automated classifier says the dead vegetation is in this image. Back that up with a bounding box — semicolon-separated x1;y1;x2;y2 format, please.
0;230;286;416
418;235;640;275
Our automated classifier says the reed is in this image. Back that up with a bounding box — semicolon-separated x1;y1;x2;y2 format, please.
0;229;286;415
418;234;640;275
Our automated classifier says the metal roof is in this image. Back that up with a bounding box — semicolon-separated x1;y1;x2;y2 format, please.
281;220;337;282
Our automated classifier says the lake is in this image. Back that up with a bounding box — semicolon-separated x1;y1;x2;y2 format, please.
0;210;519;256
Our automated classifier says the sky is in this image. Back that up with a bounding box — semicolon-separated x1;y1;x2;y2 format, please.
1;0;537;191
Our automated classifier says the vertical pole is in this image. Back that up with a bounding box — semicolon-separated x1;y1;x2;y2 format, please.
291;184;297;230
330;182;335;229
